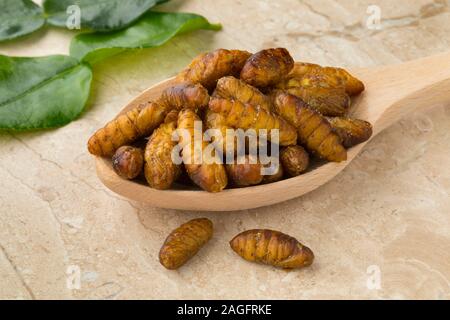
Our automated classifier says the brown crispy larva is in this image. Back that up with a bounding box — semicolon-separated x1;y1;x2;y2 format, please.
226;155;263;187
284;63;365;96
272;91;347;162
321;66;365;96
230;229;314;269
177;109;228;193
280;145;309;177
214;76;272;111
279;76;351;116
144;111;181;190
209;97;298;147
87;83;209;157
157;83;210;111
177;49;252;91
112;146;144;179
276;62;366;116
327;117;373;148
241;48;295;88
159;218;213;270
87;103;161;157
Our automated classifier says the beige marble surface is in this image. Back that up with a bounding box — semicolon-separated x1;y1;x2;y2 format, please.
1;0;450;300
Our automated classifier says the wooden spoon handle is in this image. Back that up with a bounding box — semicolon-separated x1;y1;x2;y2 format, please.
353;51;450;135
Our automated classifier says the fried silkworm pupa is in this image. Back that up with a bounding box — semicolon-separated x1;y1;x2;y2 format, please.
177;109;228;193
159;218;213;270
214;76;272;111
321;66;365;96
230;229;314;269
280;145;310;177
226;155;263;187
88;84;209;157
157;83;210;111
177;49;252;91
280;76;351;116
209;97;298;147
241;48;295;88
272;91;347;162
285;63;365;96
144;111;181;190
88;102;166;157
327;117;373;148
112;146;144;179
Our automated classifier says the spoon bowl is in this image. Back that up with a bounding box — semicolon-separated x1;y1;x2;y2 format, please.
95;52;450;211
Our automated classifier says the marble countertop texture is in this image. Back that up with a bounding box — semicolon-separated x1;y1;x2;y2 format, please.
0;0;449;300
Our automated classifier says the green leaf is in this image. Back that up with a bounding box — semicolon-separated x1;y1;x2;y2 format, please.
0;0;46;42
70;11;222;64
0;55;93;131
44;0;169;32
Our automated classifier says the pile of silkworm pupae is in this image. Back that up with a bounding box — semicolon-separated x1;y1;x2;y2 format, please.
88;48;372;193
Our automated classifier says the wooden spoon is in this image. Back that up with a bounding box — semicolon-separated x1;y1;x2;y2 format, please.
95;52;450;211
